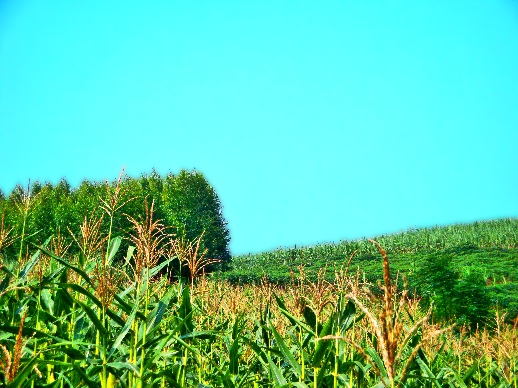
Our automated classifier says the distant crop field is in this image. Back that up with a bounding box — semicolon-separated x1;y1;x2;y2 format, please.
227;218;518;282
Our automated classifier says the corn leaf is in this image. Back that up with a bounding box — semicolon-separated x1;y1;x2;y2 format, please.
107;361;140;376
267;354;288;387
106;236;121;265
18;237;50;279
75;299;107;335
269;318;302;378
312;312;334;367
32;243;93;287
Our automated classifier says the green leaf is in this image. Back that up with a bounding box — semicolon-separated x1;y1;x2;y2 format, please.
61;283;125;327
312;312;334;367
303;306;317;330
146;286;175;334
267;354;288;387
40;288;54;315
365;347;388;379
229;334;240;375
274;293;297;327
0;324;46;339
7;356;40;387
247;337;269;366
75;299;107;335
124;245;135;267
109;295;139;359
107;236;122;265
38;266;65;288
61;283;103;308
273;294;312;335
338;297;356;334
148;256;176;278
179;285;193;336
18;237;50;279
41;360;99;388
416;356;441;388
113;290;147;321
32;243;93;286
107;361;140;376
0;269;12;294
74;315;90;342
269;318;302;378
462;363;477;385
60;346;85;360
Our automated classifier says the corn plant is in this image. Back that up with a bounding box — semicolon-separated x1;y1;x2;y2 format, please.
0;202;517;387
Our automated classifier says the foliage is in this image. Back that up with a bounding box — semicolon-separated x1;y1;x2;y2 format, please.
163;170;231;265
0;171;517;386
0;169;231;268
413;253;459;322
229;219;518;282
0;217;516;387
225;220;518;324
453;270;492;330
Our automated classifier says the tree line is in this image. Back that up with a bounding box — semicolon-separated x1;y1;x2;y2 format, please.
0;169;231;272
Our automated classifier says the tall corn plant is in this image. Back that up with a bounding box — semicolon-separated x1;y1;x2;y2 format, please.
0;176;180;387
346;240;448;388
173;230;221;289
247;282;359;387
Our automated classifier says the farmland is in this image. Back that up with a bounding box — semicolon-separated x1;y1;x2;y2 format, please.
224;219;518;327
0;178;517;387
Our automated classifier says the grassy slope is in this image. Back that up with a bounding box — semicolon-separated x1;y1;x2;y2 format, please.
218;218;518;317
223;218;518;282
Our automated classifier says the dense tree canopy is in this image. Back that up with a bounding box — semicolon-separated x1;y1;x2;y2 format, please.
0;169;231;269
163;170;230;263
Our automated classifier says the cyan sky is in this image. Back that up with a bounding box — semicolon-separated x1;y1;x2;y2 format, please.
1;0;517;255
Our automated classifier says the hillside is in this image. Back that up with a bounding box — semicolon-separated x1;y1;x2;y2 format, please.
219;218;518;322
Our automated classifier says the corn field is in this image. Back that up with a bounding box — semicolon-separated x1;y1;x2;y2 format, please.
1;228;517;386
229;218;518;283
0;186;517;387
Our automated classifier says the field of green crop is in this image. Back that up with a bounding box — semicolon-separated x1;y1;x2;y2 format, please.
225;219;518;325
227;219;518;283
1;242;517;386
1;183;517;386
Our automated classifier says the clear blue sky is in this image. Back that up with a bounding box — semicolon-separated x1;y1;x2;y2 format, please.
1;0;517;255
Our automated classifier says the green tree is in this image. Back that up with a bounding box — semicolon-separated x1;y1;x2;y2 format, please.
70;179;103;226
117;175;145;231
139;170;166;222
28;182;54;244
163;170;230;266
12;179;76;257
53;179;75;234
1;170;231;273
413;252;492;329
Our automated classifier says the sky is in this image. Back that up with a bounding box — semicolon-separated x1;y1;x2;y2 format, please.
1;0;517;256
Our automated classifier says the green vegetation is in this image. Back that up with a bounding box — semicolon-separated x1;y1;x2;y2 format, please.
224;219;518;327
0;172;517;387
1;232;517;386
227;219;518;283
0;169;230;269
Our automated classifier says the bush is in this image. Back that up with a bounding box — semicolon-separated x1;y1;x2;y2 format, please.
453;269;492;329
